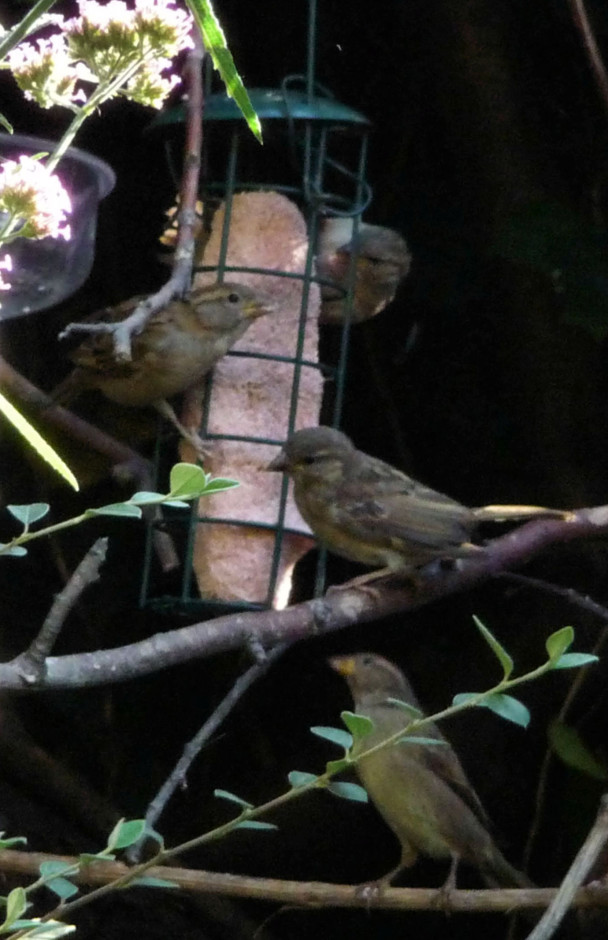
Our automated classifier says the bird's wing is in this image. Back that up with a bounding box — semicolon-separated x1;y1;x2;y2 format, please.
337;457;476;551
68;297;148;380
420;744;490;829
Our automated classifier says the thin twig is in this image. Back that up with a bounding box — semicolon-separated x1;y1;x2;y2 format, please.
16;538;108;682
130;642;289;862
568;0;608;116
523;795;608;940
497;571;608;623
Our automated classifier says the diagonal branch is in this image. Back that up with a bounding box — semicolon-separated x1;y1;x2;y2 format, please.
0;506;605;693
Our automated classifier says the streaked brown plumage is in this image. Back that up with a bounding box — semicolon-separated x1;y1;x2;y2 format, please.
329;652;531;888
267;426;568;583
316;219;411;324
55;282;272;449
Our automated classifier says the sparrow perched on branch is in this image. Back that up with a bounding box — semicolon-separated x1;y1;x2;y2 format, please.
54;283;272;451
316;219;411;324
329;652;532;888
267;426;569;584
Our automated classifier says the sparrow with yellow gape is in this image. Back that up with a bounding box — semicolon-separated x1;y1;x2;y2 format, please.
329;652;532;889
54;283;272;454
268;426;570;586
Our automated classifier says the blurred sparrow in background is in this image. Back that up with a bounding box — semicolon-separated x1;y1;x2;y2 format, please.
329;652;532;888
317;219;411;324
55;283;271;451
268;426;569;584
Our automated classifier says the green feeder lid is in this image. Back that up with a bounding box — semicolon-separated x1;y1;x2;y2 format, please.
149;87;371;129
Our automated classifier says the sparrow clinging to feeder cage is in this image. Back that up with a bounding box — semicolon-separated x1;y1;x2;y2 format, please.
268;426;571;585
329;652;532;888
54;283;272;453
316;219;411;324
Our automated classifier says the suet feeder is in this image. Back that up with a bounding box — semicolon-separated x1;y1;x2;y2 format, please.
141;0;372;615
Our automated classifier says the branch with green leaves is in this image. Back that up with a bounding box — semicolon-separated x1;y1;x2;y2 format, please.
0;463;236;558
0;621;597;934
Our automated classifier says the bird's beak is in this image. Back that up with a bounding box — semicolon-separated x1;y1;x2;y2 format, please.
266;450;288;472
244;299;275;320
328;655;356;677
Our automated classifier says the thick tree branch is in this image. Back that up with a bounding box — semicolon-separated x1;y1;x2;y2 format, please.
1;849;608;914
0;507;604;692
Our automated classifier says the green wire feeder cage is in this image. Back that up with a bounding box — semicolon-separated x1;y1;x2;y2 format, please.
140;3;372;615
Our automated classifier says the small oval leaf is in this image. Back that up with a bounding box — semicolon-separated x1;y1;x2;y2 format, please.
87;504;143;518
214;789;252;809
235;820;278;831
546;626;574;662
288;770;318;788
552;653;598;670
387;698;422;718
169;463;209;498
473;615;514;678
549;721;608;780
7;503;50;525
327;782;368;803
341;711;374;741
107;819;146;850
310;726;353;749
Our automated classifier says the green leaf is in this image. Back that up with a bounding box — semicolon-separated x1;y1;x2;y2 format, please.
0;544;27;557
473;615;514;678
0;836;26;850
327;782;368;803
106;819;146;851
168;463;209;499
128;491;164;504
214;789;252;809
1;887;27;929
202;478;239;494
13;922;76;938
549;721;608;781
341;711;374;741
552;652;598;670
160;499;190;509
0;114;12;134
310;726;353;749
483;693;530;727
7;504;49;526
546;626;574;663
129;876;179;888
398;735;449;747
44;877;79;901
288;770;318;788
387;698;422;718
185;0;262;142
453;691;530;727
39;861;73;878
235;820;278;831
0;393;79;491
39;862;78;900
86;504;143;519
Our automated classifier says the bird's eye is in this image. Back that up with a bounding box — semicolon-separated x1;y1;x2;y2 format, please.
301;455;316;465
361;654;374;666
227;292;240;304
